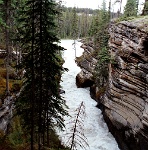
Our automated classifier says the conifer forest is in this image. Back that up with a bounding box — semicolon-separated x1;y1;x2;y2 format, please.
0;0;148;150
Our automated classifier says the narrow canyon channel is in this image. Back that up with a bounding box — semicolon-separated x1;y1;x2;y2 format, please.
57;39;120;150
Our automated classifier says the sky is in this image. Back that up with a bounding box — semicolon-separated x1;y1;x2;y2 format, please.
61;0;145;13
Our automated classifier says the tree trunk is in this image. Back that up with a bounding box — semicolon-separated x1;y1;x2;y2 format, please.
31;1;35;149
5;0;10;95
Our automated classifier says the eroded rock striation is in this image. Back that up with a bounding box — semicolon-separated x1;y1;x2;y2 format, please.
76;39;97;88
76;17;148;150
102;17;148;150
0;96;14;133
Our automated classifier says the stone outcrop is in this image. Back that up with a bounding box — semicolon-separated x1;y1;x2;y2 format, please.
0;96;14;133
0;50;20;133
76;16;148;150
75;39;97;88
101;17;148;150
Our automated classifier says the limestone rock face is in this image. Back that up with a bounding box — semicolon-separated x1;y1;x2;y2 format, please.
75;39;97;88
103;17;148;150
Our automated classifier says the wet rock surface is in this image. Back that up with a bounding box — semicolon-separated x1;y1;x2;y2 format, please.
0;96;15;133
76;17;148;150
103;17;148;150
75;39;97;88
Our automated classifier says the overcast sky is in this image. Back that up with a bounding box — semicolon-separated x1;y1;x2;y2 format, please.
61;0;145;13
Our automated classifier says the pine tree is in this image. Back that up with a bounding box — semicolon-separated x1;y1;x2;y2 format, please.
71;6;78;39
0;0;13;95
142;0;148;15
124;0;137;17
16;0;68;149
94;0;110;47
89;0;111;88
0;0;19;95
0;0;4;25
57;7;94;39
71;6;78;57
5;0;10;95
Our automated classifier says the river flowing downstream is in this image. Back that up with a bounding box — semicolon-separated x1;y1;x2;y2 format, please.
58;40;119;150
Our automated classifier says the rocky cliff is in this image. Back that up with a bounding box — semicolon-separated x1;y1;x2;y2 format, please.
0;96;14;133
76;39;97;88
0;50;20;133
102;17;148;150
76;16;148;150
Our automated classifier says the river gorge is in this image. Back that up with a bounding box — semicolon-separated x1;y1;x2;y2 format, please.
57;39;119;150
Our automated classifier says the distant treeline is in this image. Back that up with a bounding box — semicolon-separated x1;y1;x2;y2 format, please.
62;6;98;14
58;6;120;39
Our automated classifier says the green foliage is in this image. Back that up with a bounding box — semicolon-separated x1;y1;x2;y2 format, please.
98;47;110;65
0;130;14;150
124;0;138;17
15;0;68;149
8;116;27;146
89;13;99;36
142;0;148;15
0;116;69;150
71;7;78;40
95;47;110;87
0;0;5;26
89;0;110;44
0;56;21;99
89;0;111;88
59;7;93;39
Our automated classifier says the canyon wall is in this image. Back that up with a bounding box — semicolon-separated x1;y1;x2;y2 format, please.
76;39;97;88
76;16;148;150
0;96;14;133
102;17;148;150
0;50;18;133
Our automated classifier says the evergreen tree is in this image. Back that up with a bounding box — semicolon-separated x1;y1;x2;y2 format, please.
142;0;148;15
71;6;78;57
136;0;139;14
89;0;111;88
0;0;4;25
0;0;19;94
16;0;68;149
71;6;78;39
0;0;12;95
94;0;110;47
58;7;94;39
78;11;91;38
5;0;10;95
89;13;99;37
124;0;138;17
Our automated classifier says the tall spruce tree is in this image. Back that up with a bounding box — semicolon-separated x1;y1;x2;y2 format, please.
57;7;93;39
71;6;78;57
16;0;68;149
0;0;11;95
142;0;148;15
71;6;78;38
90;0;111;88
124;0;138;17
0;0;19;95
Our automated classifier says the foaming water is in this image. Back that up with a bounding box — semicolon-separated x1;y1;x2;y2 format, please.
58;39;119;150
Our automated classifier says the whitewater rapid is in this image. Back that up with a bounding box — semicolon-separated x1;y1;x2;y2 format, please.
58;39;119;150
